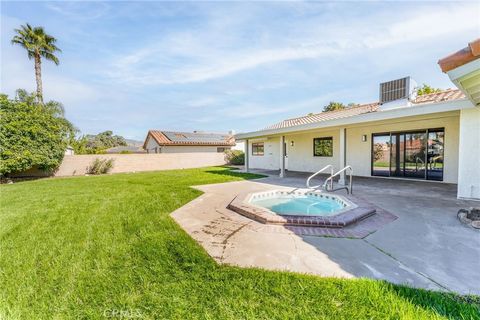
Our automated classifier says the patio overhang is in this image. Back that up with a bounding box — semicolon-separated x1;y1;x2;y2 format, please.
235;99;473;140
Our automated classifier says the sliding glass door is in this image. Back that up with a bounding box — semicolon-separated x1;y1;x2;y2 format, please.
404;132;427;179
426;130;444;181
371;128;444;181
372;134;391;177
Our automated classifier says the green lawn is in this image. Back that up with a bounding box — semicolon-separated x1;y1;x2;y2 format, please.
0;167;478;319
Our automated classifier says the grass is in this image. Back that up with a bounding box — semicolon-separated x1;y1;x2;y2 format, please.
0;166;478;319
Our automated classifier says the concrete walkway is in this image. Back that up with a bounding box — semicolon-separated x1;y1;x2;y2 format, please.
171;171;480;295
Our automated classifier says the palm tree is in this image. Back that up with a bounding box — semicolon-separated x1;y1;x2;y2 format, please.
15;89;65;117
11;24;61;104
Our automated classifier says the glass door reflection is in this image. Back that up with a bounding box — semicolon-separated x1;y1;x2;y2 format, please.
404;132;427;179
427;130;444;181
372;128;443;181
372;134;391;177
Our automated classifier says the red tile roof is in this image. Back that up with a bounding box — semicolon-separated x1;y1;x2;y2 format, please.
264;89;465;130
414;88;465;104
438;39;480;73
265;103;379;130
144;130;235;149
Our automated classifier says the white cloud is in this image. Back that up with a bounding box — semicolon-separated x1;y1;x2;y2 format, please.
2;1;479;138
105;2;479;86
45;2;109;20
363;4;480;49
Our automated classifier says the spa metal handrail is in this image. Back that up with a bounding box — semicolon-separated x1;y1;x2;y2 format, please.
323;166;353;194
306;165;334;190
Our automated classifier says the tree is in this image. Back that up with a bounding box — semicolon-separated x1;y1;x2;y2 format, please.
0;91;74;176
373;143;386;162
72;131;127;154
417;84;441;96
323;101;346;112
224;150;244;165
11;24;61;104
91;131;127;149
16;89;65;116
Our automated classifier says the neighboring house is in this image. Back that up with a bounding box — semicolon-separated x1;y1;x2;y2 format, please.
64;146;74;156
105;146;146;154
143;130;235;153
236;39;480;200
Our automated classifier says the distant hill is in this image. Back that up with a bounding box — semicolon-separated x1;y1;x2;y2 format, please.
125;139;143;147
73;131;143;154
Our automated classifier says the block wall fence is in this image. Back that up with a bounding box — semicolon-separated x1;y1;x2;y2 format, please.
13;153;227;177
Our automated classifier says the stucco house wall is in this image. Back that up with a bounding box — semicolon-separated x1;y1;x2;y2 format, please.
248;137;281;170
457;107;480;198
145;136;159;152
284;129;340;173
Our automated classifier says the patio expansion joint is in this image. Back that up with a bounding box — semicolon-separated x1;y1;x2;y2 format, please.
362;238;451;292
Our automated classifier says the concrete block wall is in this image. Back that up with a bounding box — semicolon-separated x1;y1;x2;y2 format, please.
54;153;227;177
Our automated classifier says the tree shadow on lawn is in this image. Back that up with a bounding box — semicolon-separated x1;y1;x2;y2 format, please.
388;283;480;319
205;167;267;180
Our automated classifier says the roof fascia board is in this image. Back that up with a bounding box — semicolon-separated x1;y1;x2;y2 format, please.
235;99;473;140
447;59;480;81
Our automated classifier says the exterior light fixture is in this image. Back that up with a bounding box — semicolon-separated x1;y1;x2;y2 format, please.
362;135;367;142
290;141;294;147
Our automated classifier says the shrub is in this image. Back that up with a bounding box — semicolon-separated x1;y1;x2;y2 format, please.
72;131;127;155
224;150;245;165
87;158;114;175
0;91;74;176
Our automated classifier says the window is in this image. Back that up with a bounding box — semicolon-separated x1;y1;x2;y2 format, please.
371;128;444;181
313;137;333;157
217;147;226;153
252;142;264;156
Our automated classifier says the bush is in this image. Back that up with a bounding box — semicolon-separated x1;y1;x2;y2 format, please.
0;91;74;176
224;150;245;165
87;158;114;175
71;131;127;155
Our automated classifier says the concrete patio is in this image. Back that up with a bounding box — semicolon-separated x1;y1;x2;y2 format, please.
171;170;480;295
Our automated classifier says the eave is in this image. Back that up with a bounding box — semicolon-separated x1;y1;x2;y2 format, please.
235;99;474;140
445;59;480;106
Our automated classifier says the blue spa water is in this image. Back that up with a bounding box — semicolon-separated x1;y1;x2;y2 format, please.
251;194;344;216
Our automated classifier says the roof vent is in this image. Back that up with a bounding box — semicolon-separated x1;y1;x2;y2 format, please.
379;76;416;104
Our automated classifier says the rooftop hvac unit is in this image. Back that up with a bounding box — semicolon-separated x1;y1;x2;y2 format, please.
379;76;416;104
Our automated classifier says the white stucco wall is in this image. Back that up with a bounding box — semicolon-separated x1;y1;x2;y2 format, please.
248;137;281;170
285;130;340;172
145;136;159;152
457;107;480;199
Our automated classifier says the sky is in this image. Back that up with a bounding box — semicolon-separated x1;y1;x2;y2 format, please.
1;1;479;140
